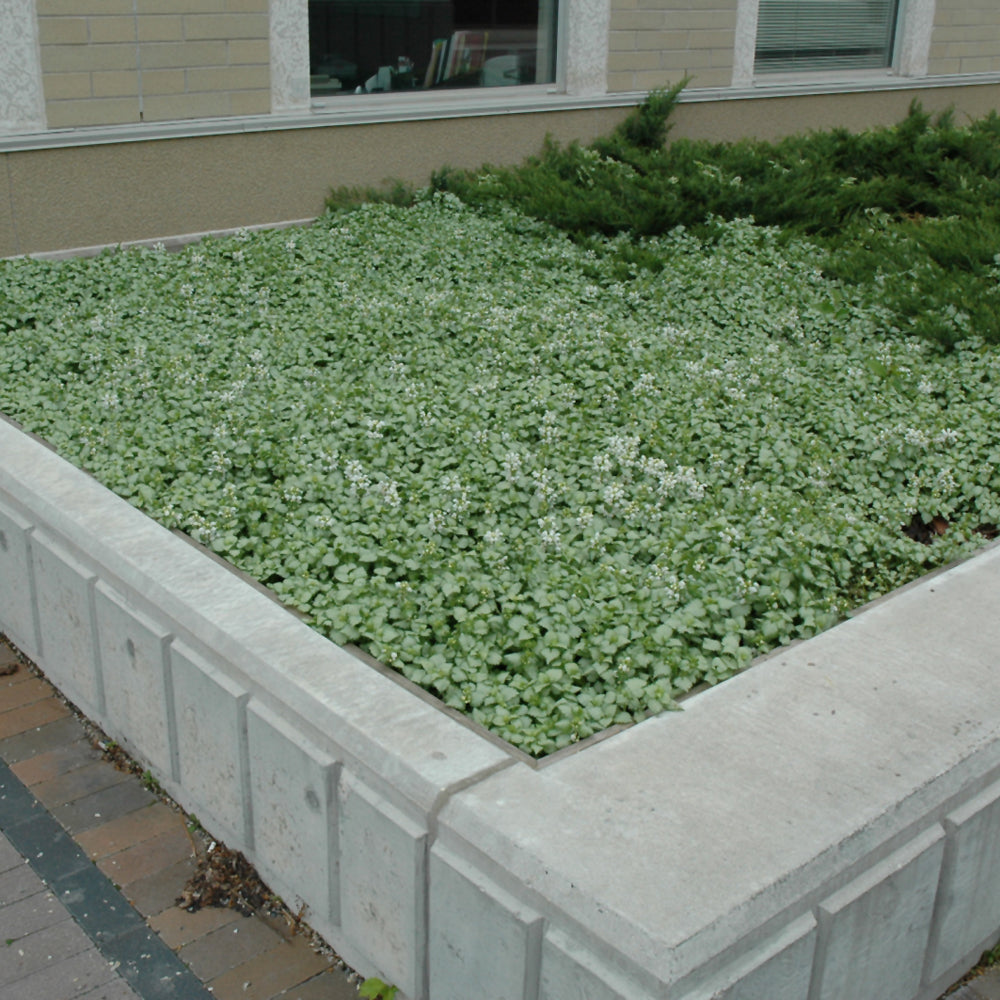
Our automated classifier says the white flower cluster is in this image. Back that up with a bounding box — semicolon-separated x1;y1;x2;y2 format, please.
648;564;686;603
342;460;402;510
208;450;231;475
344;459;371;491
633;372;658;397
537;516;562;550
540;410;560;445
532;467;562;504
607;434;641;466
639;458;706;501
502;450;523;482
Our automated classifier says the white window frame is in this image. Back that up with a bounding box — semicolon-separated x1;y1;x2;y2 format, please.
732;0;937;88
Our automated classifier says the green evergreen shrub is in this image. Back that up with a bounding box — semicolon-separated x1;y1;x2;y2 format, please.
425;92;1000;348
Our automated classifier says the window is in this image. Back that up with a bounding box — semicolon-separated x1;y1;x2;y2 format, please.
755;0;901;74
308;1;558;98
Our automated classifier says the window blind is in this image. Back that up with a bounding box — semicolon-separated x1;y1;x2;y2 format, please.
755;0;900;73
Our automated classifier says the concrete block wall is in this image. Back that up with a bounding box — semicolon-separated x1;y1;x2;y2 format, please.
36;0;270;127
928;0;1000;76
2;410;1000;1000
608;0;737;92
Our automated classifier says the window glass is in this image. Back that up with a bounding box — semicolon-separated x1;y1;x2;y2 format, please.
309;1;558;97
755;0;900;74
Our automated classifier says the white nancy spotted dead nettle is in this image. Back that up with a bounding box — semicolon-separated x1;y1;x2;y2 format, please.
1;195;999;754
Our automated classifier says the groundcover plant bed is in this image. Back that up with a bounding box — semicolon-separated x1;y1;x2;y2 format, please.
2;196;999;754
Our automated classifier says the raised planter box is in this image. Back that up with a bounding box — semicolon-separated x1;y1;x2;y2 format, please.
2;413;998;1000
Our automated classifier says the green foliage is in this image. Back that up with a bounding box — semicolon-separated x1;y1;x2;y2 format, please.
326;179;418;214
432;96;1000;347
1;202;998;755
605;79;688;152
140;770;162;794
359;977;398;1000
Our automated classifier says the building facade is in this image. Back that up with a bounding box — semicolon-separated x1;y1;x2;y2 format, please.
2;0;999;254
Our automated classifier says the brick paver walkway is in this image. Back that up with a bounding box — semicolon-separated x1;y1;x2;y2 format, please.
0;637;357;1000
3;632;997;1000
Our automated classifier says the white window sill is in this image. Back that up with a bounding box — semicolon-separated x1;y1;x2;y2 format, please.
3;72;1000;152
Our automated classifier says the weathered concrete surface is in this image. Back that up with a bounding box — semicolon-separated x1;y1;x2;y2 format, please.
0;417;513;997
2;413;999;999
433;547;1000;998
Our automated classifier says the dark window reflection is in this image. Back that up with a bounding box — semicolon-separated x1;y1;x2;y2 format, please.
309;1;557;97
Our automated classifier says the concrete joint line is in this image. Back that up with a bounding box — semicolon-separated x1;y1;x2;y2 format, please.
86;575;106;718
236;691;255;851
420;756;521;998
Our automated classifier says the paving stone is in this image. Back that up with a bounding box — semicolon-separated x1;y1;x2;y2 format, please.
51;778;156;835
0;888;68;943
0;857;47;906
0;668;30;688
0;760;45;826
179;914;286;981
6;811;92;885
76;802;183;861
273;968;361;1000
77;979;141;1000
968;967;1000;1000
32;760;131;810
0;696;71;740
10;739;103;788
49;863;146;944
0;715;85;764
0;676;55;712
206;936;331;1000
102;922;213;1000
0;833;22;872
0;915;94;987
121;856;199;918
97;827;195;887
146;900;242;949
0;942;119;1000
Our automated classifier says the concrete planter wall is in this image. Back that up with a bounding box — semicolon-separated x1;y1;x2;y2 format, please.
2;414;999;1000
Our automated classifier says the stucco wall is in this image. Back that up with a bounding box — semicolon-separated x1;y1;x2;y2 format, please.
37;0;271;128
928;0;1000;76
608;0;738;92
4;81;1000;259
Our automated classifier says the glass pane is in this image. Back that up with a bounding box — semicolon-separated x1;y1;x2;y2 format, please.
755;0;899;73
309;0;558;97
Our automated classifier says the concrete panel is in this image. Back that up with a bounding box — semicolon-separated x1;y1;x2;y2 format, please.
93;582;175;777
540;927;653;1000
338;773;427;998
0;503;39;658
31;530;102;716
926;780;1000;981
429;845;544;1000
170;641;250;847
815;827;945;1000
691;915;817;1000
246;700;339;926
